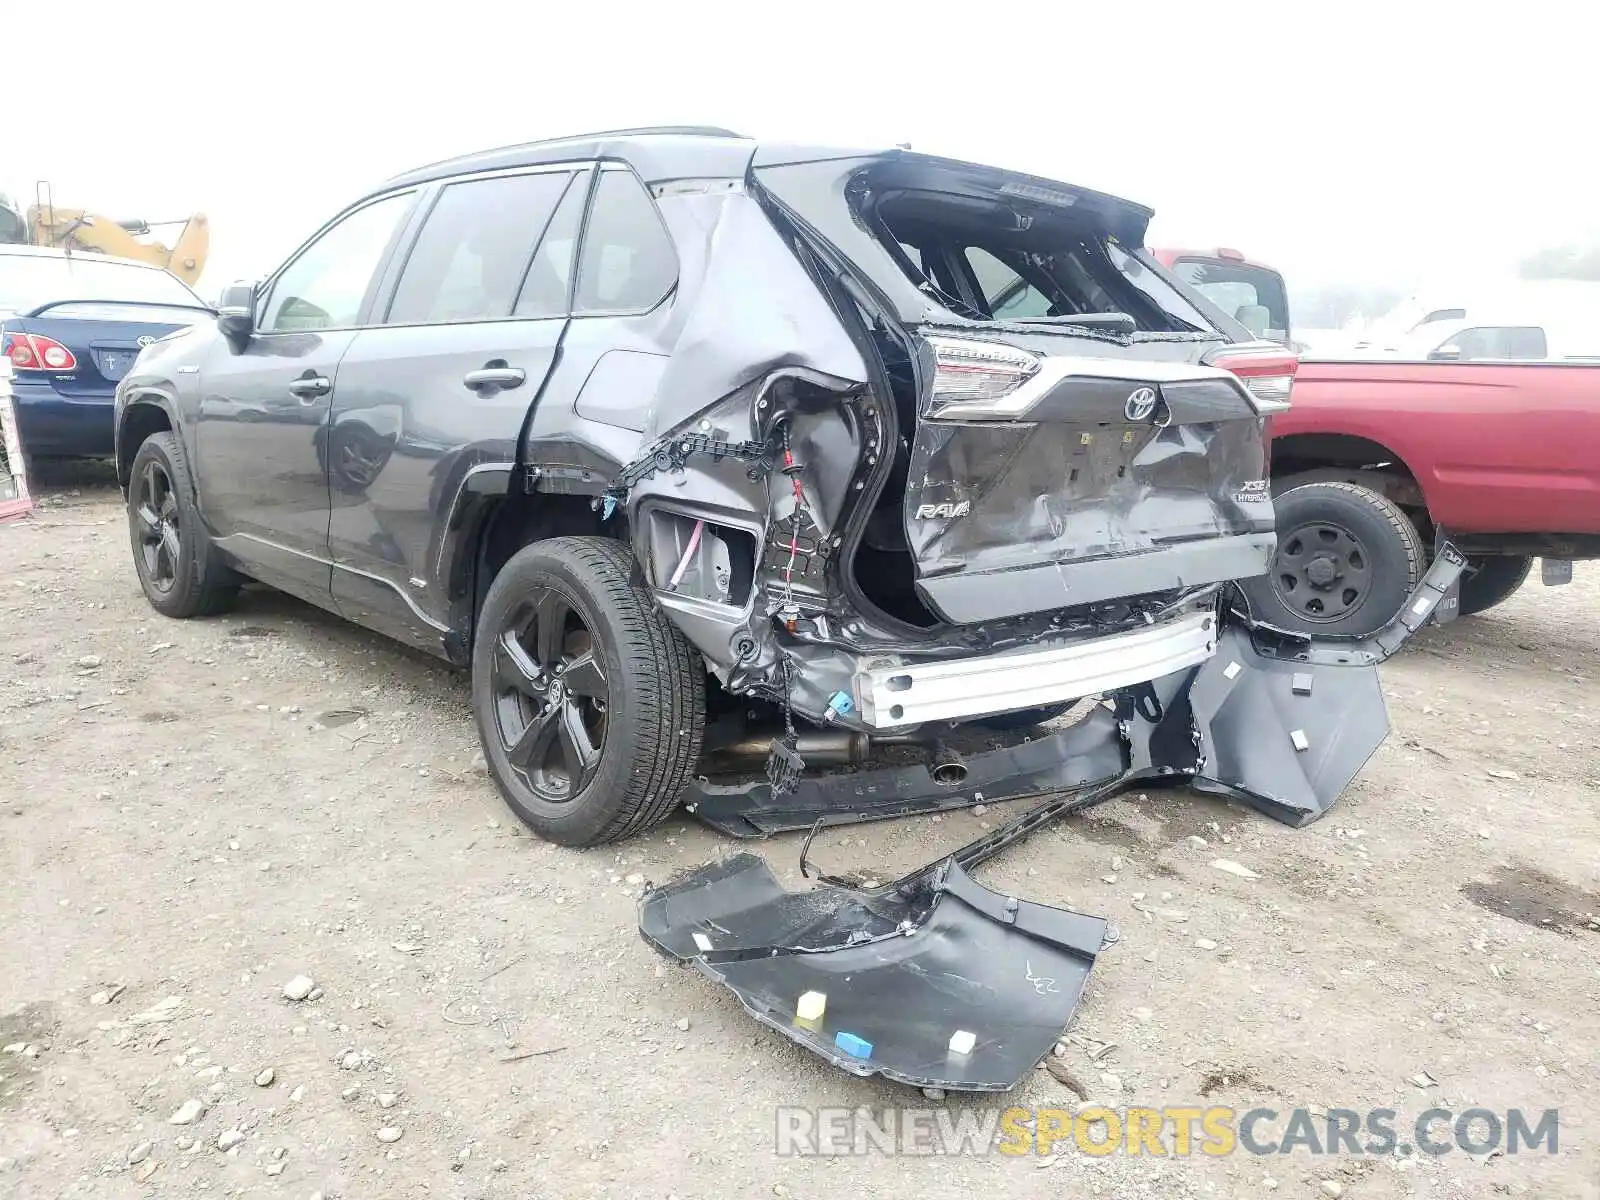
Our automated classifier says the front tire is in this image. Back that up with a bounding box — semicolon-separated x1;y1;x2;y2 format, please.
1458;554;1533;617
471;536;706;847
1241;481;1423;637
126;432;239;619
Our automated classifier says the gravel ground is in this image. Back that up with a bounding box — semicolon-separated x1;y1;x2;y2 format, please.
2;465;1598;1200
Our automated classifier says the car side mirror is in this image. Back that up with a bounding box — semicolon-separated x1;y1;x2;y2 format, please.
217;281;258;340
1429;343;1462;361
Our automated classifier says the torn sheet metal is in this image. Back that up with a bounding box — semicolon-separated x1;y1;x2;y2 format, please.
639;851;1111;1091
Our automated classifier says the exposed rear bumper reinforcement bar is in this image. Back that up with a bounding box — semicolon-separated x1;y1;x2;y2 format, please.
647;547;1466;1091
852;609;1217;729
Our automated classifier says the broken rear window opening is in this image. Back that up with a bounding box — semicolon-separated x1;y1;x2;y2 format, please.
859;178;1211;335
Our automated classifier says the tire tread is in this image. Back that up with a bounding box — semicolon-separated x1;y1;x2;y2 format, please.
476;535;705;846
130;432;239;618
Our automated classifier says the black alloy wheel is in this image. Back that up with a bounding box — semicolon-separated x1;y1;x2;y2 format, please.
490;588;610;804
133;459;182;596
470;537;705;846
124;431;239;619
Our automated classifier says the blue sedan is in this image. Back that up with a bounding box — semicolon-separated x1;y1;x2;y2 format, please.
1;246;211;457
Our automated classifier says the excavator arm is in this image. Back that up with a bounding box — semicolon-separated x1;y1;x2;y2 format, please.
22;205;210;288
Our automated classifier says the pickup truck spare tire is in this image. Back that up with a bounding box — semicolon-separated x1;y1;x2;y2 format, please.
1458;554;1534;617
471;536;706;847
1241;480;1423;637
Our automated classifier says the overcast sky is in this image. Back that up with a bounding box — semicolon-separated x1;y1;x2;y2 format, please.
8;0;1595;297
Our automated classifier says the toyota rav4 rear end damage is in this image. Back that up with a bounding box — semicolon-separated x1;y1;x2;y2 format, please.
115;130;1461;1092
592;140;1461;839
618;149;1304;763
611;143;1464;1091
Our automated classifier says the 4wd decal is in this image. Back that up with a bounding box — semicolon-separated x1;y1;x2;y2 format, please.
915;501;972;520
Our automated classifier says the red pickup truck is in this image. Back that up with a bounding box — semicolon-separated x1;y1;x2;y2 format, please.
1154;248;1600;635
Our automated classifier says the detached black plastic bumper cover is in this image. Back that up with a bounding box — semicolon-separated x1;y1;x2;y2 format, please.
1185;542;1467;826
638;850;1112;1091
643;547;1465;1091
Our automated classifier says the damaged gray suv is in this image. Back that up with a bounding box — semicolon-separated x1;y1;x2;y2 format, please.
114;127;1460;848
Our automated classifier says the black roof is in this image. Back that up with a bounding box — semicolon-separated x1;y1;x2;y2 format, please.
385;126;759;189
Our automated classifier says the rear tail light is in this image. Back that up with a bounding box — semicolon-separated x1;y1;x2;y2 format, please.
925;336;1040;421
4;332;78;372
1205;345;1297;414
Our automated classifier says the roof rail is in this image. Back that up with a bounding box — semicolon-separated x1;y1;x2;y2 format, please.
386;126;747;183
555;125;745;140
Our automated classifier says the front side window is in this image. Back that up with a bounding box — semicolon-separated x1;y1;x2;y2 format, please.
574;169;677;314
386;172;575;325
260;192;413;333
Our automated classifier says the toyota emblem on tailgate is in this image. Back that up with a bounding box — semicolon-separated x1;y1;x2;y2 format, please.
1124;387;1158;421
137;335;155;347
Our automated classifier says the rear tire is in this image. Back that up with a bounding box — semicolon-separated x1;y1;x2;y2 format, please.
471;536;706;847
1242;481;1423;637
1458;554;1533;617
126;432;239;618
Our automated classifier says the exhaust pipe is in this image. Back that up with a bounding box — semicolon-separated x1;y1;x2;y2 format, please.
706;730;872;768
931;745;968;786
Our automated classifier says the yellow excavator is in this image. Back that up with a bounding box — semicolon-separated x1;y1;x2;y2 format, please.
0;184;209;288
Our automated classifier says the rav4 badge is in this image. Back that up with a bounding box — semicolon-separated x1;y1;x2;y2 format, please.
915;501;973;520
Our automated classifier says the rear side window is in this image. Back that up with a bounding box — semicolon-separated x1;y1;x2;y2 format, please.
866;185;1209;334
574;169;676;314
514;171;588;319
387;172;574;325
261;192;413;333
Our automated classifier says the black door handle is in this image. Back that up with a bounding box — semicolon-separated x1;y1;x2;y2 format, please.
463;366;526;392
288;374;331;400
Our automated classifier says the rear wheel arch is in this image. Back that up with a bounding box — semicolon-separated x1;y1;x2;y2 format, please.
1270;432;1430;515
466;490;616;646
